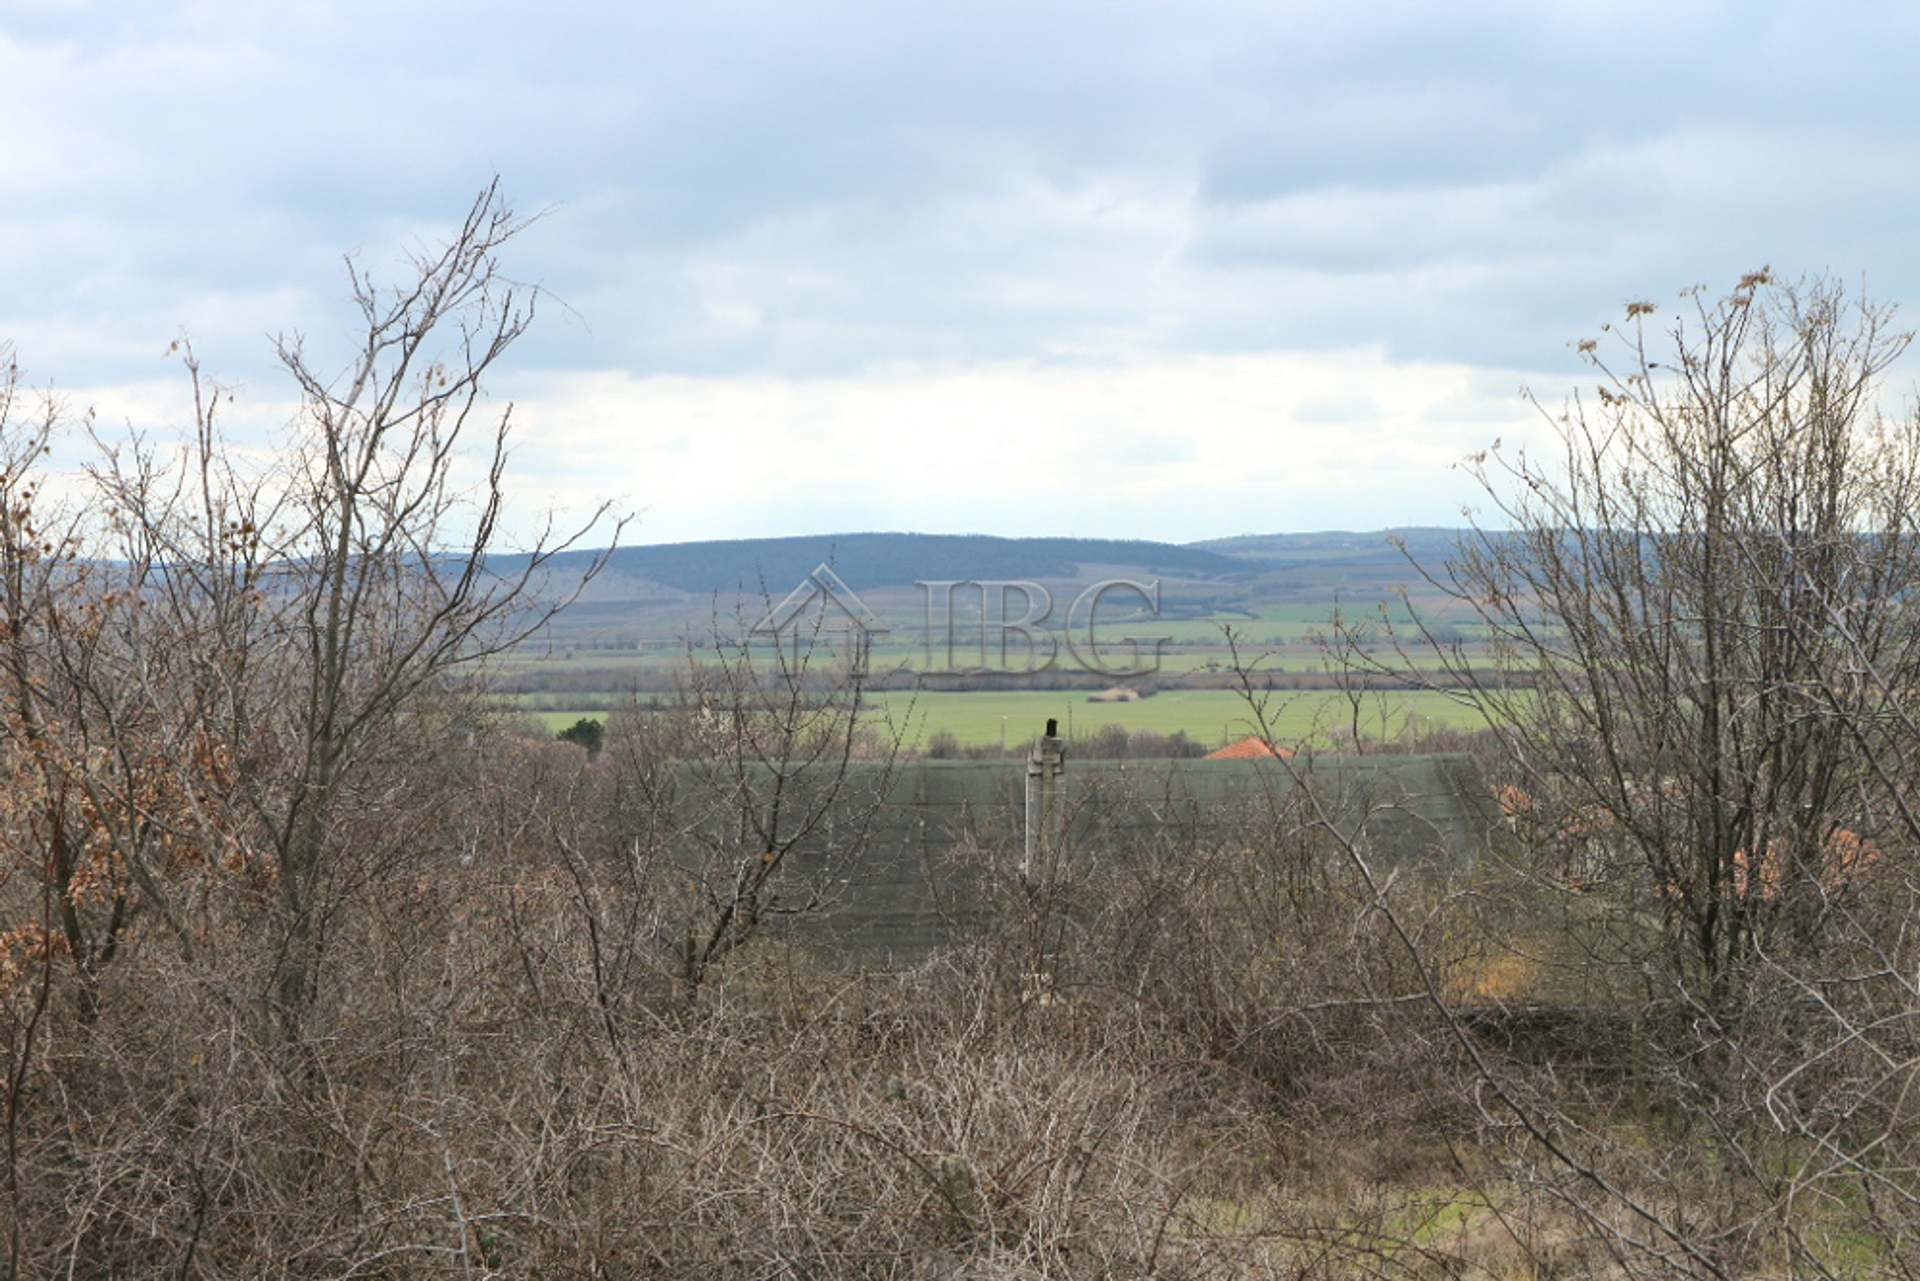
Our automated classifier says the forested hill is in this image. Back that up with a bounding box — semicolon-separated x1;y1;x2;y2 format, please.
1189;527;1464;566
526;532;1256;595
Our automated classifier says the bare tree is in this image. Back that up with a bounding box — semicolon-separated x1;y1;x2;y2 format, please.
1339;272;1920;1275
1398;271;1920;995
94;181;621;1036
668;614;903;993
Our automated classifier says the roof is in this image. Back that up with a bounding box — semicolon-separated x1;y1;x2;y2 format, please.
1206;735;1294;760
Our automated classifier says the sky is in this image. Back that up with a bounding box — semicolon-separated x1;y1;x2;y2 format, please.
6;0;1920;547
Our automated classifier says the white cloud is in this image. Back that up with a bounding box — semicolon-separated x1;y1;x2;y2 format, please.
502;348;1543;544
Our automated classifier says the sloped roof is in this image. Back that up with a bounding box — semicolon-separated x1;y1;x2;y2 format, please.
1206;735;1294;760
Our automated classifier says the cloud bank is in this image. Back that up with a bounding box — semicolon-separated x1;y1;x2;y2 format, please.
5;1;1918;541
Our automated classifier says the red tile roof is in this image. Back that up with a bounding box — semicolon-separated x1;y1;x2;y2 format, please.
1206;735;1294;760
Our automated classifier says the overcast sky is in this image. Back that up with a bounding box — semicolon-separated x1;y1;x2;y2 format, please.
6;1;1920;546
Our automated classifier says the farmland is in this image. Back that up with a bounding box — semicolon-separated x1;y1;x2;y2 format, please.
495;528;1507;750
525;688;1489;751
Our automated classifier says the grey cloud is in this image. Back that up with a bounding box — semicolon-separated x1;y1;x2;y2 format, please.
6;0;1920;397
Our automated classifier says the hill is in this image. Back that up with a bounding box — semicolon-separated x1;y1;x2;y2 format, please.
521;532;1253;597
390;530;1485;646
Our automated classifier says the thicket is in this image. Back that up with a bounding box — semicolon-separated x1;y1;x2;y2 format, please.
0;700;1552;1278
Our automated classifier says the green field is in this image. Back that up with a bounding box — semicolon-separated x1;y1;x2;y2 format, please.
525;687;1491;752
869;689;1488;750
502;558;1506;754
490;593;1492;682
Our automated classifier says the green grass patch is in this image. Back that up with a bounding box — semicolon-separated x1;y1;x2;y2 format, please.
520;708;619;733
867;688;1490;751
514;689;1492;751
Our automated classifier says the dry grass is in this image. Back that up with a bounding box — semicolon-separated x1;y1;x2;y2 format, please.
5;753;1918;1279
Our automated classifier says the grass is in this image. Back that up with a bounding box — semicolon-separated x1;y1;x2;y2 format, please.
498;633;1351;676
873;689;1489;750
520;688;1493;751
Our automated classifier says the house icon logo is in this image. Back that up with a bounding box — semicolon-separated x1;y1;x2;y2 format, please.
751;564;889;671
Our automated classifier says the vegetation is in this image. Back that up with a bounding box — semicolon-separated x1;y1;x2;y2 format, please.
3;202;1918;1279
1344;271;1920;1276
554;716;606;756
491;535;1490;688
528;530;1248;595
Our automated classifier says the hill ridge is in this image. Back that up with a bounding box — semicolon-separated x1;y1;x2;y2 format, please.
517;531;1265;596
